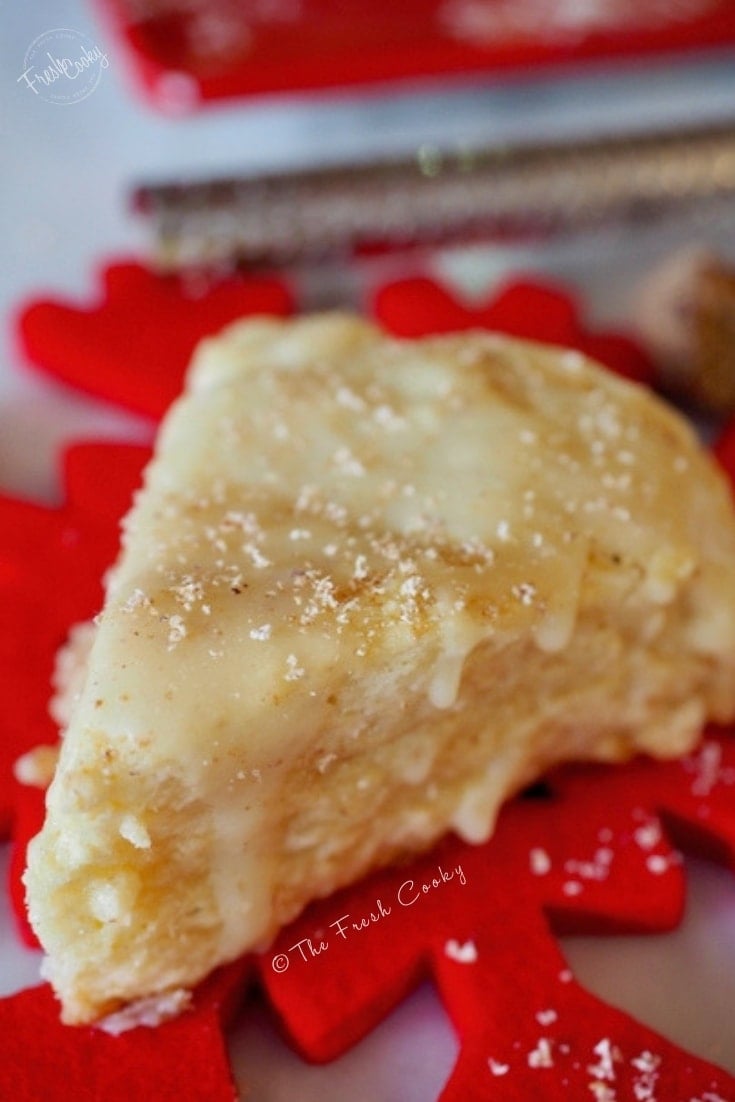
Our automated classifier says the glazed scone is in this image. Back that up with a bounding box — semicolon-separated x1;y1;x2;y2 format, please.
25;314;735;1026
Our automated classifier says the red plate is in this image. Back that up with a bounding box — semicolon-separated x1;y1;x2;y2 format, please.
93;0;735;111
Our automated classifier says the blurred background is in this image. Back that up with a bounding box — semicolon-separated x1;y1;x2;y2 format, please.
3;0;735;500
1;1;735;1097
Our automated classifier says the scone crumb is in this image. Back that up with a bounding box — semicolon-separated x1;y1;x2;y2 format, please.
285;654;305;681
630;1050;662;1102
49;619;97;727
444;938;478;964
14;744;59;789
170;577;204;611
316;753;337;774
529;847;551;876
122;588;152;613
167;615;187;650
685;738;735;796
98;988;192;1035
249;623;272;641
645;853;681;875
588;1037;621;1081
119;814;151;850
632;818;662;851
527;1037;554;1068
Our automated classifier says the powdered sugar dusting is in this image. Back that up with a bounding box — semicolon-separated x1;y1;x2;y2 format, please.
444;938;478;964
685;739;735;797
530;847;552;875
528;1037;554;1068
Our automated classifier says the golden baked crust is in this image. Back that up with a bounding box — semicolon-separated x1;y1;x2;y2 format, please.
24;314;735;1025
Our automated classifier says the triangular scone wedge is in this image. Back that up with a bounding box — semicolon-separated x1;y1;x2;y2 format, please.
25;314;735;1025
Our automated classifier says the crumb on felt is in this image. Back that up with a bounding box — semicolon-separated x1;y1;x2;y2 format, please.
98;988;192;1035
529;847;552;875
444;938;478;964
527;1037;554;1068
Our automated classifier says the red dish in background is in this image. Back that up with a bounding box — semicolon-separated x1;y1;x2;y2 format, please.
92;0;735;111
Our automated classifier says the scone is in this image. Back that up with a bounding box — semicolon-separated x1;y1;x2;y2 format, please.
24;314;735;1026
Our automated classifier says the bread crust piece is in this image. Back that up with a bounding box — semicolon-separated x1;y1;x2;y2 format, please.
25;314;735;1025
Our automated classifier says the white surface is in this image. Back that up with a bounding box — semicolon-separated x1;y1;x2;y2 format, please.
2;1;735;1095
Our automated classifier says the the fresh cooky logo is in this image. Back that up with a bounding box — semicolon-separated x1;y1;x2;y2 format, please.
18;28;109;105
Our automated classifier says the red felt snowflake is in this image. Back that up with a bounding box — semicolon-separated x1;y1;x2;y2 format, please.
261;737;735;1099
0;958;250;1102
373;275;655;385
2;268;735;1099
17;261;293;419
